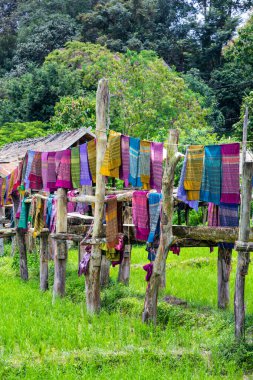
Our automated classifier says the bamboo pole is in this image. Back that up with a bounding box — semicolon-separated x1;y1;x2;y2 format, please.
53;188;68;298
142;129;181;324
85;78;109;314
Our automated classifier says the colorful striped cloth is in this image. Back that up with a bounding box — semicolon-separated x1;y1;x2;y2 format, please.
41;152;48;191
218;203;239;249
140;141;151;190
6;170;15;203
200;145;221;205
17;197;31;230
55;149;72;189
106;195;118;249
87;139;96;183
21;154;28;185
177;150;199;211
184;145;204;201
150;142;163;192
132;191;149;241
24;151;35;190
46;195;54;228
208;203;219;227
0;178;3;207
33;198;45;237
28;152;43;190
129;137;142;187
49;198;57;233
80;143;92;186
71;146;80;189
4;175;9;204
47;152;57;192
119;135;130;187
220;143;240;204
0;178;6;207
147;192;162;243
100;130;121;178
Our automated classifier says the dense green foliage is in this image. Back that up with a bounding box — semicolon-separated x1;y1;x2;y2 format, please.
0;121;50;146
1;245;253;378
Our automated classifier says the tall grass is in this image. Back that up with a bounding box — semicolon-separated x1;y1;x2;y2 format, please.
0;244;252;379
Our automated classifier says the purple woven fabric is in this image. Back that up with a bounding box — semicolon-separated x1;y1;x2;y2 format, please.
143;262;153;281
78;248;91;276
220;143;240;204
80;143;92;186
55;149;72;189
41;152;49;191
119;135;130;187
150;142;163;192
132;191;149;240
47;152;57;192
208;203;219;226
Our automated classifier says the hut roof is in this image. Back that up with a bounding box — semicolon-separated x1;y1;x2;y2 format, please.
0;127;95;177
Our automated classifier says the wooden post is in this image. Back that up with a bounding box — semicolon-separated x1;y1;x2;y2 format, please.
234;161;253;339
142;129;181;324
100;255;111;287
53;188;68;298
118;244;131;285
218;247;232;309
185;206;190;226
17;230;28;280
85;78;109;313
40;233;49;291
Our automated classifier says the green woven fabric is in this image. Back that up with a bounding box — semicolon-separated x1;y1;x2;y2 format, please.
18;198;31;230
71;146;80;189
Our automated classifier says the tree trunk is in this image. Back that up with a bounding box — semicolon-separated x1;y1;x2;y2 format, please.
217;247;232;309
85;78;109;313
142;129;181;324
118;244;131;285
234;161;253;339
40;234;49;291
17;230;28;280
100;255;110;287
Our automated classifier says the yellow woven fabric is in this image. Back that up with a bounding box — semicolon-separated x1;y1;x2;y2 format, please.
33;198;45;238
184;145;204;200
140;140;151;190
100;130;121;178
87;139;96;183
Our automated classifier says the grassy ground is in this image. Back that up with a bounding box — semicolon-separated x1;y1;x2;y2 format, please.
0;245;253;379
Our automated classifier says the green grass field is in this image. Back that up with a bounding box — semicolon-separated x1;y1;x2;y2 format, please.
0;245;253;379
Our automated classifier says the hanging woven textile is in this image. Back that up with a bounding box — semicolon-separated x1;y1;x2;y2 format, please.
105;195;118;249
140;140;151;190
119;135;130;187
147;192;162;243
218;203;239;249
100;130;121;178
24;151;36;190
47;152;57;192
200;145;221;205
184;145;204;201
208;203;219;227
87;139;96;183
29;152;43;190
55;149;72;189
129;137;142;187
33;197;45;238
132;190;149;241
71;146;80;189
177;150;199;211
220;143;240;204
150;142;163;192
41;152;48;191
80;143;92;186
17;197;31;231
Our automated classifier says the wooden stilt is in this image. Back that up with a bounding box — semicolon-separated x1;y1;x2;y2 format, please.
17;230;28;280
100;255;110;287
118;244;131;285
217;247;232;309
53;188;68;298
40;233;49;291
142;129;181;324
85;78;109;313
234;161;253;339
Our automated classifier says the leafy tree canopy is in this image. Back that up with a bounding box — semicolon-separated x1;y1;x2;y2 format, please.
0;121;50;146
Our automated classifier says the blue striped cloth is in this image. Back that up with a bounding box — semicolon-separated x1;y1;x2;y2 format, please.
25;151;35;190
200;145;221;205
129;137;142;187
147;192;162;243
218;203;239;249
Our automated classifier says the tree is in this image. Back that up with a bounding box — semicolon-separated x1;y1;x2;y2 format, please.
0;121;50;146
